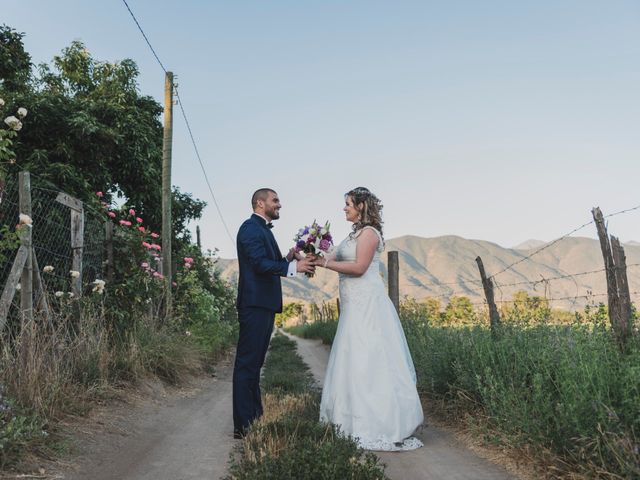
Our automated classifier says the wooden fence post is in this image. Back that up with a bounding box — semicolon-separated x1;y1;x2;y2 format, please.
611;236;632;343
105;221;114;283
592;207;632;350
18;172;33;324
476;256;501;335
388;251;400;313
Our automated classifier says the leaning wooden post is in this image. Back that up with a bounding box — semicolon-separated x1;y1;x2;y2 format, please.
18;172;33;324
161;71;174;320
336;298;340;317
388;251;400;313
611;236;632;347
476;256;500;335
592;207;624;348
196;225;202;250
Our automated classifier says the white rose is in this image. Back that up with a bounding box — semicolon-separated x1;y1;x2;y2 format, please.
43;265;54;273
55;291;64;298
69;270;80;279
4;116;22;131
17;107;27;118
0;98;5;107
19;214;32;226
16;283;21;291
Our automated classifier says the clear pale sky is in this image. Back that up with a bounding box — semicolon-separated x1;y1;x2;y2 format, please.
4;1;640;258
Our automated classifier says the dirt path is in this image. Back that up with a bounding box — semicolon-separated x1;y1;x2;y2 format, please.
57;354;237;480
283;331;519;480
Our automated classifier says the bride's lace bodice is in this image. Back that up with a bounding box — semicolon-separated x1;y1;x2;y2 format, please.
335;227;386;304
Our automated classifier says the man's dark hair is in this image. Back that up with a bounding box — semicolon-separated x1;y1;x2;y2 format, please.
251;188;277;210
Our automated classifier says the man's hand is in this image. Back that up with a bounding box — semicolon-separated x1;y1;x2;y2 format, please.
296;256;316;275
286;248;304;262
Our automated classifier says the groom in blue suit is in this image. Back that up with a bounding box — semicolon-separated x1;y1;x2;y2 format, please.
233;188;315;438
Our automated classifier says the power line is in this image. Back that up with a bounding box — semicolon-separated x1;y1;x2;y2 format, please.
120;0;235;247
121;0;167;73
174;88;235;244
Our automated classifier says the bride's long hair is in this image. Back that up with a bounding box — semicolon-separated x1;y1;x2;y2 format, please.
346;187;384;242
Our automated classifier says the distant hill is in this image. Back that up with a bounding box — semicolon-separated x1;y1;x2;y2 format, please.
214;235;640;309
513;239;547;250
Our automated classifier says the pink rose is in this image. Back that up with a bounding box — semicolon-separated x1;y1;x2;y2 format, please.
129;208;136;216
150;232;159;238
138;226;146;233
184;263;191;268
151;244;161;251
108;211;116;218
136;217;143;223
153;272;163;279
141;262;149;268
119;220;132;226
172;281;177;287
96;191;103;197
142;241;152;248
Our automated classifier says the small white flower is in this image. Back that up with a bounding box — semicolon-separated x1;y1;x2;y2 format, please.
18;214;32;226
69;270;80;279
92;279;106;294
68;292;74;298
0;98;4;107
54;291;64;298
4;116;22;131
185;331;192;337
16;283;21;291
17;107;27;118
43;265;54;273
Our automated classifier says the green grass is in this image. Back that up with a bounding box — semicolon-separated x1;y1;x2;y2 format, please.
226;333;388;480
290;315;640;478
286;320;337;345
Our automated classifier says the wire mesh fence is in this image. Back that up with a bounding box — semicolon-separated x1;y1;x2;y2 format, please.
0;173;105;318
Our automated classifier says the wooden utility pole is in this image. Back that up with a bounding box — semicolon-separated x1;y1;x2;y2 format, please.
162;71;174;318
388;251;400;313
476;256;500;336
196;225;201;250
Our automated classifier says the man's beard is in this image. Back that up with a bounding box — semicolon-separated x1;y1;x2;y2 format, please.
266;207;280;220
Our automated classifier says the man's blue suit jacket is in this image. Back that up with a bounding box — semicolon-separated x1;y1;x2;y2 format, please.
236;214;289;313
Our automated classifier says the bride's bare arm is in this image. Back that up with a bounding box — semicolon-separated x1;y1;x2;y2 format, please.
321;229;378;276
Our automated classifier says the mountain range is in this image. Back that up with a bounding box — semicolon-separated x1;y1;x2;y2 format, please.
214;236;640;310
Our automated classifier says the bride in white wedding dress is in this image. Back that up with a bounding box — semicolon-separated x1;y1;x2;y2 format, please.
312;187;424;451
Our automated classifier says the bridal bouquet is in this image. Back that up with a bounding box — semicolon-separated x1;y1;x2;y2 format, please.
293;220;333;277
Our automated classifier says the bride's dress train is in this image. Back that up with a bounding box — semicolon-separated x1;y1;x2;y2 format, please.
319;227;424;451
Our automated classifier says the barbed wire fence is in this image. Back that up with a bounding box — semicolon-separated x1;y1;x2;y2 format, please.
0;171;106;329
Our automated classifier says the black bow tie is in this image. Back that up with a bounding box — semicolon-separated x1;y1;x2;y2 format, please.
266;222;274;229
